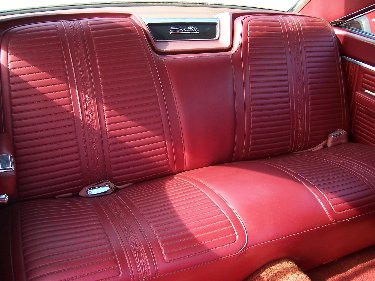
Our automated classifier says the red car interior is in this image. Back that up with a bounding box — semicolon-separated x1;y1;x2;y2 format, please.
0;4;375;281
344;59;375;147
298;0;375;23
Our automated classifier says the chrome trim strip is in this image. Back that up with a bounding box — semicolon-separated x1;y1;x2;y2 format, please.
144;18;218;24
341;27;375;41
144;18;219;41
331;5;375;25
342;56;375;72
365;89;375;97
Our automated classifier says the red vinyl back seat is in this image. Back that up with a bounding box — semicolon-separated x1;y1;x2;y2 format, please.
1;17;185;199
1;13;375;281
231;15;349;160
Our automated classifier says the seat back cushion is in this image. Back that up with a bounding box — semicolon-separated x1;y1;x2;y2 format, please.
0;16;184;199
232;14;350;160
161;54;236;170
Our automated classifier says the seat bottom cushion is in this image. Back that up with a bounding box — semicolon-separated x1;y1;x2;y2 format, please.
181;142;375;273
2;177;246;281
2;143;375;281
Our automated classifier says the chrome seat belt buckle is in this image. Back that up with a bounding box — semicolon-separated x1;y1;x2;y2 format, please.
0;194;9;204
79;181;116;198
0;154;14;173
327;129;348;148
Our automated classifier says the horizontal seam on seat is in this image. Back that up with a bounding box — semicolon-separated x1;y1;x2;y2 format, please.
246;210;375;249
150;209;375;279
261;161;335;221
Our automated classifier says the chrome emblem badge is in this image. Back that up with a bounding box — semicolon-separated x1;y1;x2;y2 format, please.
170;26;200;34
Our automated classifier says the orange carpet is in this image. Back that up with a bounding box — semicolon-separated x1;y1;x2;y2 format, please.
245;246;375;281
308;245;375;281
246;259;311;281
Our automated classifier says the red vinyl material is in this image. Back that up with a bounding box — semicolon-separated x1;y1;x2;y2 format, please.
1;13;375;281
7;176;246;281
298;0;375;23
335;28;375;67
160;54;236;170
343;59;375;146
1;17;184;199
179;143;375;276
232;15;349;160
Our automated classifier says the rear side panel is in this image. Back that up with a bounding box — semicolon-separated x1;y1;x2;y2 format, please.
336;28;375;146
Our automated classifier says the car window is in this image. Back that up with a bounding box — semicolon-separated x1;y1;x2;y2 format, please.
341;10;375;38
1;0;301;13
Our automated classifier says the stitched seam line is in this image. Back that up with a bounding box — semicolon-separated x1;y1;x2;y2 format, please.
162;58;186;170
177;175;248;248
151;209;375;279
94;198;134;279
294;17;309;149
262;161;335;221
131;20;173;173
240;17;247;158
230;54;238;161
279;16;296;152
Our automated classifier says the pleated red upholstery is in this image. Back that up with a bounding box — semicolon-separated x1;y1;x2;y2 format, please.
12;199;121;281
8;176;245;281
232;15;349;160
0;16;244;281
3;22;84;199
260;143;375;220
179;145;375;278
1;17;183;199
1;12;375;281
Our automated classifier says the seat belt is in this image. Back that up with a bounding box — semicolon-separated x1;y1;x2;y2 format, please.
296;129;348;153
78;181;133;198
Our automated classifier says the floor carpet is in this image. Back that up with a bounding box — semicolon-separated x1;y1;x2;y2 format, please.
245;245;375;281
308;245;375;280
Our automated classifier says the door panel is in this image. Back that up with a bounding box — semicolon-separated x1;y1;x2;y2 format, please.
336;28;375;146
343;58;375;145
